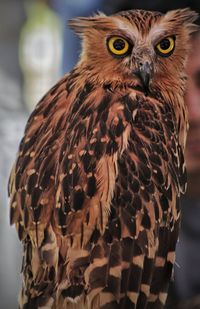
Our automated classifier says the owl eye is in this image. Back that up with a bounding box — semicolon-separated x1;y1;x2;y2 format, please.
107;36;130;56
156;36;175;57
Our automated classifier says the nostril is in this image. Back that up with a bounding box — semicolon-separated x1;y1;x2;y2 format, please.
139;62;143;67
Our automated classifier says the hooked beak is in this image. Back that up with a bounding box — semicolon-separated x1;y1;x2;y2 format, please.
134;62;153;96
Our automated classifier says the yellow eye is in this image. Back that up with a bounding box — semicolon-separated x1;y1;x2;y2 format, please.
156;36;175;57
107;36;130;56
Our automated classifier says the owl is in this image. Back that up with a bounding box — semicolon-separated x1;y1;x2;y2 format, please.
9;8;198;309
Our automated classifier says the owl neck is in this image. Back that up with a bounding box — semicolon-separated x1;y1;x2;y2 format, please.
75;62;186;101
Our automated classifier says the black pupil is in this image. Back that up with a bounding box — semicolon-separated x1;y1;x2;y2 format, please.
113;39;125;51
160;39;170;50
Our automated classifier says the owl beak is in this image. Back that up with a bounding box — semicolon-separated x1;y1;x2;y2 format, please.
134;61;153;96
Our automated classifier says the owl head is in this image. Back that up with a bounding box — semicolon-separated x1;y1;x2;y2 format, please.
69;9;198;95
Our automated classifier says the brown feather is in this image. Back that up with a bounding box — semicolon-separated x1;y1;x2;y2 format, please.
8;8;199;309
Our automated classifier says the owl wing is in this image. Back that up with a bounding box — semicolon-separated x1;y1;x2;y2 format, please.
61;89;185;309
106;93;186;309
8;74;75;306
8;73;71;243
71;91;186;309
8;75;132;306
8;77;186;308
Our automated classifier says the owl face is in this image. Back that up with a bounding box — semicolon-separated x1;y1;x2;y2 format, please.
69;9;198;93
104;22;176;94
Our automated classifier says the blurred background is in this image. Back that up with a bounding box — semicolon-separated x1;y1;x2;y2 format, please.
0;0;200;308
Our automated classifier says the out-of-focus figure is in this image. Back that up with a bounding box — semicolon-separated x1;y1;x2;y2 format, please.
185;32;200;177
19;0;63;111
169;31;200;308
19;0;104;111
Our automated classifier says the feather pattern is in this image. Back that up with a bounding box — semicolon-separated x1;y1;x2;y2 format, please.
8;8;198;309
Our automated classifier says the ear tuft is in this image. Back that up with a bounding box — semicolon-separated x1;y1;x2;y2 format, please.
174;8;198;23
68;12;108;36
165;8;199;34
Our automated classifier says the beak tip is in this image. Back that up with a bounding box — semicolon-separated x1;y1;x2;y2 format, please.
134;61;153;96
